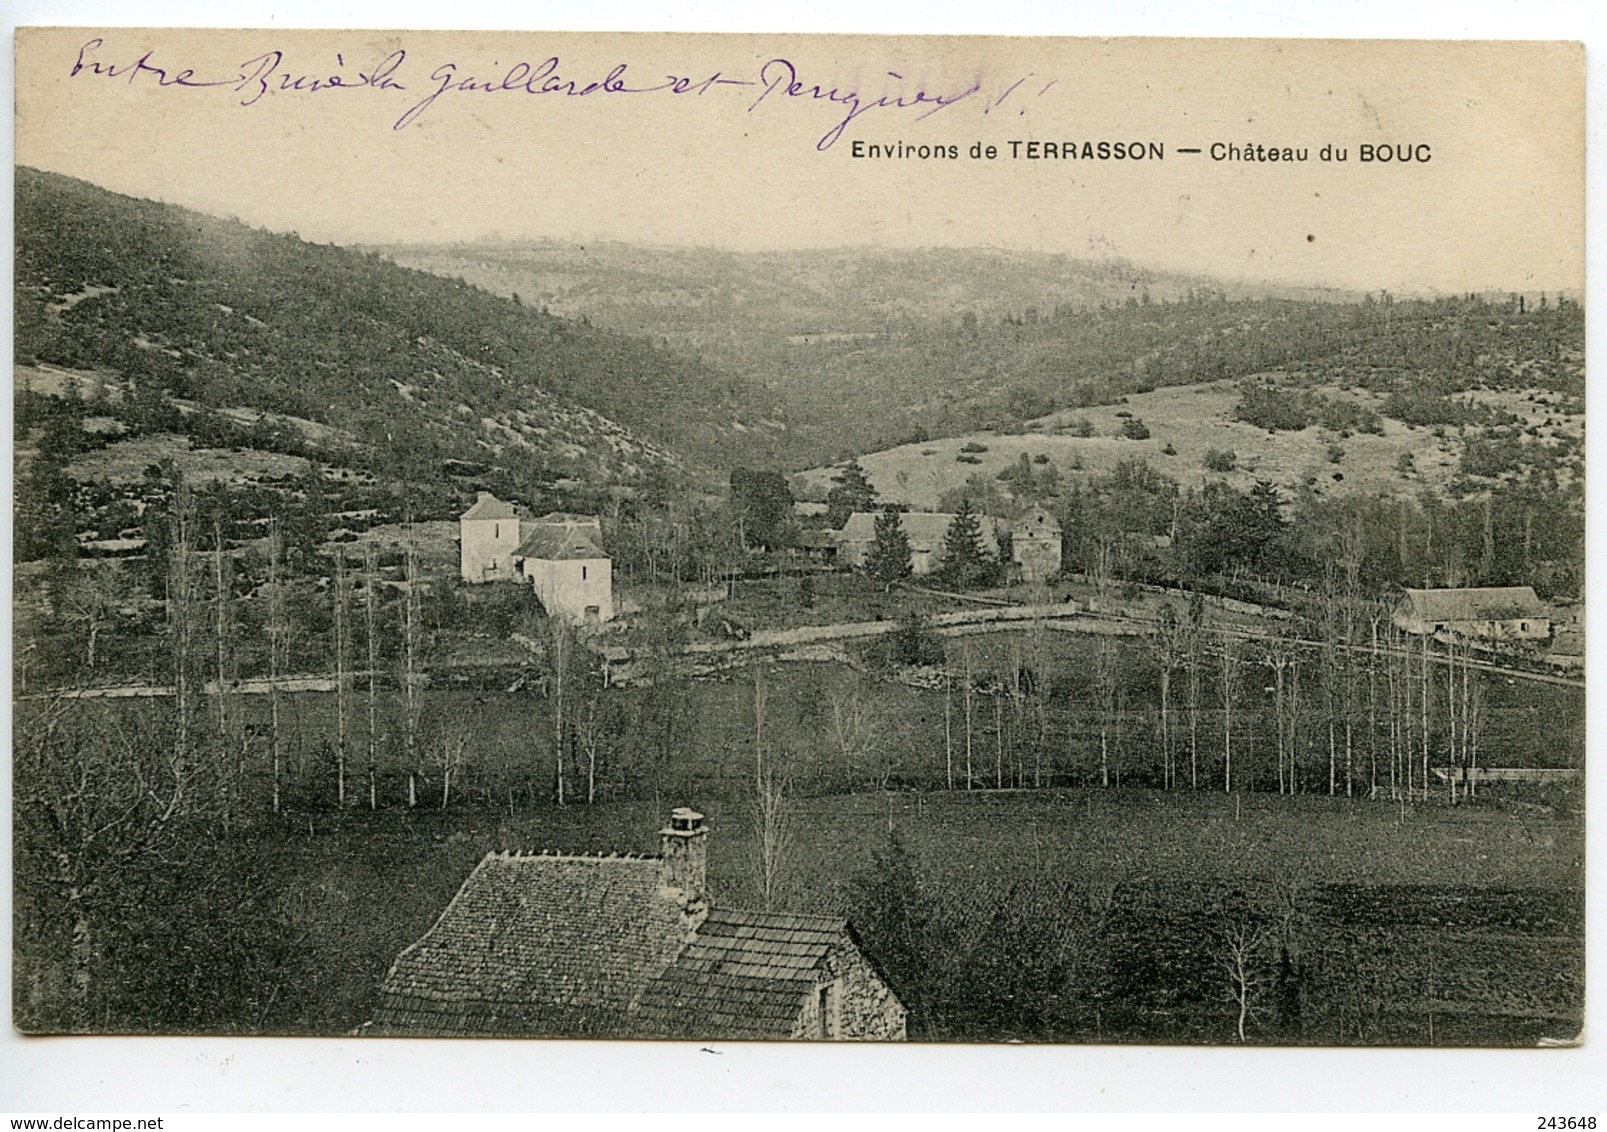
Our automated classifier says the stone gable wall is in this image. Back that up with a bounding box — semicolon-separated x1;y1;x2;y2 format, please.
789;941;907;1041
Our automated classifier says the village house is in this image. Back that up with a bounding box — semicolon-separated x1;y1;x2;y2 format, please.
1393;586;1550;642
367;809;907;1041
459;493;614;623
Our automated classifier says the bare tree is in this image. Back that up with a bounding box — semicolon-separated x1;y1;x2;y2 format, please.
1214;911;1274;1043
574;690;609;804
266;520;287;815
963;641;976;790
362;542;380;810
547;616;576;806
433;721;467;810
1093;635;1118;788
166;475;199;787
1261;629;1296;795
1217;635;1242;793
1183;594;1206;788
752;765;793;913
1148;604;1187;789
331;550;351;808
750;661;792;911
15;699;198;1022
943;666;955;790
401;521;423;808
829;680;881;789
208;518;240;830
52;560;135;675
1020;614;1053;787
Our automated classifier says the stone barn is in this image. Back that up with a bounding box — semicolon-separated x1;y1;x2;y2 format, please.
1394;586;1549;642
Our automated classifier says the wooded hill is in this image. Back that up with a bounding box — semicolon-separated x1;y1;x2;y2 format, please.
374;238;1582;470
14;167;772;494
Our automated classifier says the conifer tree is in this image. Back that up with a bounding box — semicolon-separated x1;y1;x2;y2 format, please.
936;501;996;589
864;506;913;587
825;460;876;528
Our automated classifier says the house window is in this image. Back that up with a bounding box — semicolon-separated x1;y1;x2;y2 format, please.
582;565;588;581
494;523;500;539
816;981;839;1039
1521;621;1530;631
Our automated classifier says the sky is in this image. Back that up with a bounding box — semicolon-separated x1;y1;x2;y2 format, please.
14;27;1585;296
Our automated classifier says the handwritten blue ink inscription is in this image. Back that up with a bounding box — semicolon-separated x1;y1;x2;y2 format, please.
67;38;1046;151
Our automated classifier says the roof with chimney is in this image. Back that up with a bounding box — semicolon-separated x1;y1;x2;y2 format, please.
1398;586;1546;623
461;492;518;521
368;810;901;1040
634;910;856;1039
369;850;690;1037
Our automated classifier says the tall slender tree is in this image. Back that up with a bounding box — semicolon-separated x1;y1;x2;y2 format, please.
363;542;380;811
332;550;351;808
864;505;914;587
936;501;997;591
266;520;286;815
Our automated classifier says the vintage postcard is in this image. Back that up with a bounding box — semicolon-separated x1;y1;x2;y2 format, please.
11;27;1584;1057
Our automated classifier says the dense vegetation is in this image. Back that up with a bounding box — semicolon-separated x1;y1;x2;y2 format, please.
14;167;748;488
376;237;1583;468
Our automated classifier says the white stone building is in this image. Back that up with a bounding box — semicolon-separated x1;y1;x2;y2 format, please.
459;492;522;583
459;496;614;623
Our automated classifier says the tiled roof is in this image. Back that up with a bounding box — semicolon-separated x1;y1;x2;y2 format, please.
633;909;848;1039
370;851;689;1037
515;525;608;561
461;493;517;521
839;511;998;554
1400;586;1545;622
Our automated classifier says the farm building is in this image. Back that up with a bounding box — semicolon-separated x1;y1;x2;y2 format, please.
458;494;613;623
1393;586;1550;641
367;809;907;1041
515;513;614;624
836;511;1001;576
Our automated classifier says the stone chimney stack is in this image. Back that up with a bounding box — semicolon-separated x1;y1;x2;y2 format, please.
659;807;708;911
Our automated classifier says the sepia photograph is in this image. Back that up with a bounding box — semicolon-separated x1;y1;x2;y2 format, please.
7;18;1590;1104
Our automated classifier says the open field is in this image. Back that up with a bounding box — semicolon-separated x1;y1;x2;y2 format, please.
14;786;1580;1043
793;376;1583;510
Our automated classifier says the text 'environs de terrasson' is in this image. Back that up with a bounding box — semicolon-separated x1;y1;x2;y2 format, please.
849;141;1433;163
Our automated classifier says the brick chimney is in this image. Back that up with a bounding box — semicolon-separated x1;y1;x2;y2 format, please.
659;807;708;913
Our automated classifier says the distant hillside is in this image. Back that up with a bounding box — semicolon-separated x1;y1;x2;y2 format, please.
368;240;1453;468
368;240;1354;350
14;168;781;490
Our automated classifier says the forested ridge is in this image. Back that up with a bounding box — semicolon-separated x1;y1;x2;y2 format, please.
382;237;1584;468
14;167;765;487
